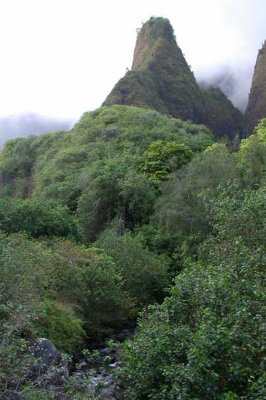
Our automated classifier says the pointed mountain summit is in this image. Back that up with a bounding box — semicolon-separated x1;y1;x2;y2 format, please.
245;40;266;135
104;17;206;124
104;17;243;140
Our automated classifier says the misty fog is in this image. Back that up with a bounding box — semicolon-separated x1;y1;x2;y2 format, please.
0;114;74;148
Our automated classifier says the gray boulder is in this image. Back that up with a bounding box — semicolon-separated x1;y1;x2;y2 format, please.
29;338;68;386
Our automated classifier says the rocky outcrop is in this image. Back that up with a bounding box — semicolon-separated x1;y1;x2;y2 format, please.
245;41;266;135
104;17;244;140
29;338;68;386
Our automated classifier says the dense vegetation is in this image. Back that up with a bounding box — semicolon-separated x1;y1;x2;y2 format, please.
119;120;266;399
0;105;265;399
202;87;244;140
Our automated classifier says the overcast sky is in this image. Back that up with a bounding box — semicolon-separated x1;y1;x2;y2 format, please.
0;0;265;122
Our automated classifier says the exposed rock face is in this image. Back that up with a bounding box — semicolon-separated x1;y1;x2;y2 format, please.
245;40;266;135
104;17;243;140
104;17;206;124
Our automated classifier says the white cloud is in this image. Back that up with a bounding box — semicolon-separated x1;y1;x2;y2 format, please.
0;0;265;120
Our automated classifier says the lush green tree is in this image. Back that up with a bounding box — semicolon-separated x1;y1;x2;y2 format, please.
237;118;266;187
0;232;134;395
139;140;193;183
154;144;238;260
77;156;157;242
34;300;85;353
95;226;169;307
0;136;36;198
0;136;35;177
0;197;79;240
46;240;133;341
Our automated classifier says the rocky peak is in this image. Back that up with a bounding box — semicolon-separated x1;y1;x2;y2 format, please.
104;17;206;124
103;17;243;140
132;17;175;70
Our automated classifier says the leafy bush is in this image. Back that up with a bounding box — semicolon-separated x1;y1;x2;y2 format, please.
0;233;52;395
34;300;85;353
0;197;79;239
140;140;193;183
237;118;266;187
96;226;170;307
154;144;238;260
77;158;156;241
47;240;134;341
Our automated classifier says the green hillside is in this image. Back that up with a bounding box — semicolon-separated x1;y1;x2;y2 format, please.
0;105;213;229
202;87;244;140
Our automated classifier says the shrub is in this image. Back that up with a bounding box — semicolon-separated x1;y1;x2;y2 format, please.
140;140;193;183
48;240;134;341
0;198;79;240
95;226;169;307
34;300;85;353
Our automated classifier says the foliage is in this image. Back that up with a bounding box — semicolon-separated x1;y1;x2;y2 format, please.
0;136;36;198
0;197;79;239
0;105;213;211
139;140;193;183
154;144;238;260
0;136;35;174
202;87;244;140
34;300;85;353
237;118;266;187
95;226;169;307
0;110;265;399
0;233;52;395
77;156;156;241
119;183;266;400
46;240;133;340
0;233;132;395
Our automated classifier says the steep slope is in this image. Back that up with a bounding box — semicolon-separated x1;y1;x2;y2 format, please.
104;17;206;124
104;17;243;140
245;40;266;135
202;87;243;140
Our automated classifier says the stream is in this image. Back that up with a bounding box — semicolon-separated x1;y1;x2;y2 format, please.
71;328;134;399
